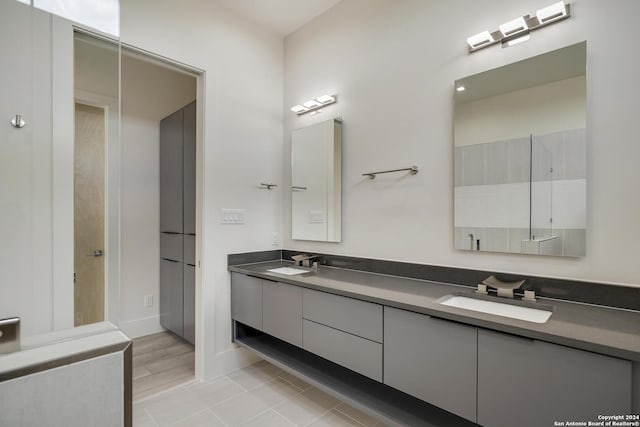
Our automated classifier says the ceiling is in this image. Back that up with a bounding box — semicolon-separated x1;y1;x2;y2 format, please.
215;0;343;36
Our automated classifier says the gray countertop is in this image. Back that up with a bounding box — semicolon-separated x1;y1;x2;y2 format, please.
229;261;640;362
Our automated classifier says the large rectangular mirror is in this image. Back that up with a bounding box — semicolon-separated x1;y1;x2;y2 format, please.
454;42;586;257
291;118;342;242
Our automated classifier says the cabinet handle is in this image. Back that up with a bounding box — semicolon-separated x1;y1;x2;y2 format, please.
161;258;180;263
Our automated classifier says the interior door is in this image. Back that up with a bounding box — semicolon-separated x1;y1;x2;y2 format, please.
74;103;105;326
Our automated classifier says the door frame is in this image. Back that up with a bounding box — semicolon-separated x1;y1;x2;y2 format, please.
120;42;205;378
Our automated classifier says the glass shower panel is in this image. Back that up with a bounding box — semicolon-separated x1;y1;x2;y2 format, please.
1;1;121;339
531;134;554;239
0;1;54;336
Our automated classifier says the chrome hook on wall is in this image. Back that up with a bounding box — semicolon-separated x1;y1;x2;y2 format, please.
10;115;26;129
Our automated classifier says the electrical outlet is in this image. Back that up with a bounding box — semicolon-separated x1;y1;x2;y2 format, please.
144;295;153;308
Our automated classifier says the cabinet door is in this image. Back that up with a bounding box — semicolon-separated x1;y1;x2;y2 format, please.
478;329;632;427
182;101;196;235
263;281;302;347
384;307;477;422
160;233;183;262
159;109;183;233
160;259;183;336
183;264;195;344
231;273;262;330
183;234;195;266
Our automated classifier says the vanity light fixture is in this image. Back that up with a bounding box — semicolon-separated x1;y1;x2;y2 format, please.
536;1;568;24
499;16;528;38
466;1;570;53
291;94;337;115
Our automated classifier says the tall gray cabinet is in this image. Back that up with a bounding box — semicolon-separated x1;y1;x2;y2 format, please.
160;101;196;344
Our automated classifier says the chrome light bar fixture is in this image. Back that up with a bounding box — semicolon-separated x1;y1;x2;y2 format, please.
467;1;570;53
291;94;337;116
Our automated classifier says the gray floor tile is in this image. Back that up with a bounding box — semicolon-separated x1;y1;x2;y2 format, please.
211;377;301;426
143;387;210;426
335;403;381;427
170;408;226;427
228;360;286;390
274;387;340;426
133;405;158;427
277;371;312;391
308;409;365;427
239;409;296;427
189;377;246;406
210;389;270;426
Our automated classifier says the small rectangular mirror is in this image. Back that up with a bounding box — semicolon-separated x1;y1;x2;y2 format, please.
291;118;342;242
454;42;586;257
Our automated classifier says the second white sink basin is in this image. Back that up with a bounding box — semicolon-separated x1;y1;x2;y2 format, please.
266;267;309;275
438;295;552;324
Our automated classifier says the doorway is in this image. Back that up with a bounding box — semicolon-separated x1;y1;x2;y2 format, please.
74;103;106;326
120;46;200;399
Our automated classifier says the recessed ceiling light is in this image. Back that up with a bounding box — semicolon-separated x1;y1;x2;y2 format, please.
456;85;466;92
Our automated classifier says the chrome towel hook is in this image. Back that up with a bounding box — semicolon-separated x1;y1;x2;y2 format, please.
10;115;26;129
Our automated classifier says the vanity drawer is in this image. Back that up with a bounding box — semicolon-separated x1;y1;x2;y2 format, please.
303;319;382;382
302;288;382;343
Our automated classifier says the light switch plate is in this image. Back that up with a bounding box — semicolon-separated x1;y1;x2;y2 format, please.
144;295;153;308
221;209;246;224
308;210;325;224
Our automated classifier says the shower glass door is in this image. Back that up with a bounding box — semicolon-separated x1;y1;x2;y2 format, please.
0;0;120;339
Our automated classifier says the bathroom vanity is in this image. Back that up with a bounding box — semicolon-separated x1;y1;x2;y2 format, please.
229;256;640;427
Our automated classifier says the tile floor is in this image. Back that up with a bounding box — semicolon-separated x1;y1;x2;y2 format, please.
133;360;387;427
132;332;195;400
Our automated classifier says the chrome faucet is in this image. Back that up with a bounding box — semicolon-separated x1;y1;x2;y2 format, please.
478;275;527;299
291;254;319;267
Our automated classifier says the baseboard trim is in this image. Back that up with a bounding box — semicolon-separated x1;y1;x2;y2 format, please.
118;316;164;339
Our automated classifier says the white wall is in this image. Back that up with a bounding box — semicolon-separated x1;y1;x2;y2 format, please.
119;54;196;338
283;0;640;287
120;0;284;378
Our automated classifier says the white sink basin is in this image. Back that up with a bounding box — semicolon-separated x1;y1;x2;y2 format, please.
266;267;309;276
438;295;552;324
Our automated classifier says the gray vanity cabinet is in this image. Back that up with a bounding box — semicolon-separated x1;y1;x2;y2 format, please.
302;288;383;382
182;101;196;235
302;288;382;342
383;307;477;422
160;109;183;233
183;264;195;344
477;329;632;427
160;259;183;336
160;101;196;342
262;281;302;347
230;273;262;331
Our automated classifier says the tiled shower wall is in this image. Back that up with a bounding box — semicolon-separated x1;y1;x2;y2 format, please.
454;128;586;256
